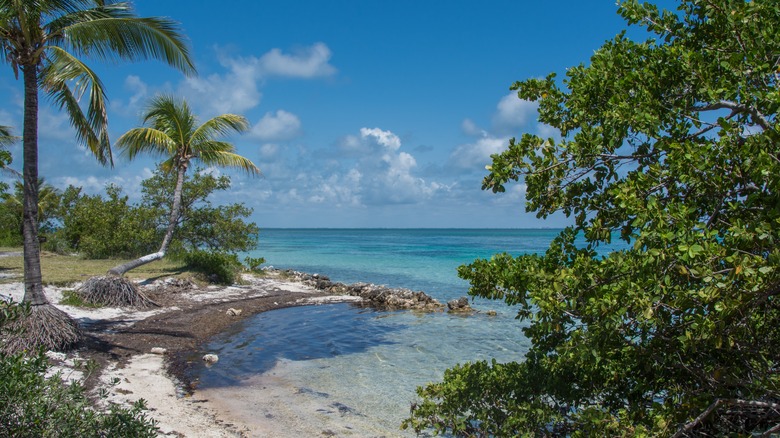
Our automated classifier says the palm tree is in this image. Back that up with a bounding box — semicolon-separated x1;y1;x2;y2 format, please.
106;94;259;277
0;1;195;352
2;178;61;241
0;125;14;171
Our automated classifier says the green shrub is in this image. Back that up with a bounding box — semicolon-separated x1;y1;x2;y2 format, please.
243;256;266;272
181;249;242;285
0;301;158;437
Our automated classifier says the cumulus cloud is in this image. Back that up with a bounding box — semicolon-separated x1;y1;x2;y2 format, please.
360;127;401;151
54;167;155;198
492;92;538;133
253;42;337;78
355;127;447;205
250;110;302;141
124;75;149;108
178;43;337;115
264;127;446;208
449;135;509;170
461;118;486;136
259;143;280;159
305;169;362;206
179;68;262;115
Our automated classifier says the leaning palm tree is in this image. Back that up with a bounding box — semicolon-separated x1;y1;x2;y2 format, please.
0;1;195;353
78;95;259;307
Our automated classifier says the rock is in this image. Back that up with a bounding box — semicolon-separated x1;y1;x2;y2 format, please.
202;354;219;364
150;347;168;355
226;308;242;316
447;296;474;313
260;267;444;311
486;310;498;316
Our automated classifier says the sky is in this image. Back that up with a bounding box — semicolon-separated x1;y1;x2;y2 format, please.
0;1;674;228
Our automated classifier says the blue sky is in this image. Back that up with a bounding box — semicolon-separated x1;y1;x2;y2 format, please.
0;1;670;228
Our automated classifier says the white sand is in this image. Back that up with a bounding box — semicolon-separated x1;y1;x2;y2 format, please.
0;276;366;437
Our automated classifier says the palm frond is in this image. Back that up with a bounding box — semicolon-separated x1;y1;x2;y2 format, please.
115;127;176;161
191;114;249;144
198;149;261;175
0;125;19;147
143;94;196;147
41;52;112;165
57;3;196;76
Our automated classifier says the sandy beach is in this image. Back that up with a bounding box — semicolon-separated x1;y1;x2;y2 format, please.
0;273;370;437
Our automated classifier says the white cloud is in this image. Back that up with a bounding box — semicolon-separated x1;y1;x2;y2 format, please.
250;110;302;141
306;170;362;206
355;127;446;205
360;127;401;151
54;168;154;199
450;135;509;170
492;92;538;132
179;69;262;115
461;118;486;136
259;143;280;159
253;42;336;78
536;122;559;140
124;75;149;108
38;107;75;143
177;43;336;116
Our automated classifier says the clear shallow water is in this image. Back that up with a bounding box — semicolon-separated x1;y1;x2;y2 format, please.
188;229;559;435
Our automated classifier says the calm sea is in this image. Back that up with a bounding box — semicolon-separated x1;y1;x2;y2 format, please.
187;229;561;436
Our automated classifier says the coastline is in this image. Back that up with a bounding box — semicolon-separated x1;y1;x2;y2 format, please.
0;272;375;437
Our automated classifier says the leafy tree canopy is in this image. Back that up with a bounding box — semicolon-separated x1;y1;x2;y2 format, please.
139;166;259;255
405;0;780;436
48;167;258;259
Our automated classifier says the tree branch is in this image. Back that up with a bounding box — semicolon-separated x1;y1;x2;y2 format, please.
693;100;772;131
673;399;780;437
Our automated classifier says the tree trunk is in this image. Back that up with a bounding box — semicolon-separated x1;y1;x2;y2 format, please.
108;165;187;276
21;65;46;306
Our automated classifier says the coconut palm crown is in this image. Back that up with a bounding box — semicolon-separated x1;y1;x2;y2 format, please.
0;0;195;352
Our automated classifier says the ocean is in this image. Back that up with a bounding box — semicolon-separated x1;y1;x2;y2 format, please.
187;229;561;436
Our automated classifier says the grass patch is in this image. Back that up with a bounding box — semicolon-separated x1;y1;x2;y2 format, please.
59;290;103;308
0;248;189;286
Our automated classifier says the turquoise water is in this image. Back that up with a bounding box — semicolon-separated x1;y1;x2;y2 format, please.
189;229;561;435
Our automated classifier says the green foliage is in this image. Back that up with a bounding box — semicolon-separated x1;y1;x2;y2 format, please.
0;179;60;247
48;167;259;259
59;290;102;308
406;0;780;436
51;184;159;258
0;183;20;247
140;167;259;253
0;300;157;437
243;256;266;272
180;249;242;285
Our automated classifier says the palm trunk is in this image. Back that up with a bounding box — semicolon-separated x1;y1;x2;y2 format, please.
6;65;83;353
108;165;187;276
21;65;46;306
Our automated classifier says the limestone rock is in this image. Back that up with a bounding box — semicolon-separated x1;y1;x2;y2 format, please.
447;296;474;313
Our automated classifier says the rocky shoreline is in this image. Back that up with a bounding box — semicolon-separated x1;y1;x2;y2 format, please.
270;268;446;311
1;266;479;437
